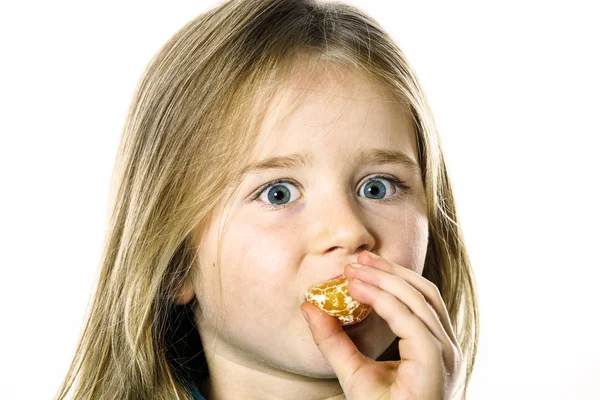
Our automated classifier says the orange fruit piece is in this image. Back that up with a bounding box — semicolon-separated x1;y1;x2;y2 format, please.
305;275;372;326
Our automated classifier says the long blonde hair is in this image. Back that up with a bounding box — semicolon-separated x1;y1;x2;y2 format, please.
54;0;479;399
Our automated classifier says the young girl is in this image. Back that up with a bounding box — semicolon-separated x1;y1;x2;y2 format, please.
55;0;479;399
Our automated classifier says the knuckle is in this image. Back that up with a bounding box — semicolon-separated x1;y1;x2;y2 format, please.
445;343;463;376
426;280;442;299
415;288;427;303
454;344;464;368
434;336;444;356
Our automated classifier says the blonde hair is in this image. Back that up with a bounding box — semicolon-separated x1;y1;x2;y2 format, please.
54;0;479;399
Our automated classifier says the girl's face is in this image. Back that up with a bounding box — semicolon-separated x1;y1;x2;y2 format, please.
189;66;428;381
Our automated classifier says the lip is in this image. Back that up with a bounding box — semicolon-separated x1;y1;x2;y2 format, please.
328;273;343;281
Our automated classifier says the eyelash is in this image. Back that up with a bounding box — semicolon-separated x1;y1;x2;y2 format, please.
250;174;412;211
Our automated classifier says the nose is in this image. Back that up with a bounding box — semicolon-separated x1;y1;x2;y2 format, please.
307;188;376;255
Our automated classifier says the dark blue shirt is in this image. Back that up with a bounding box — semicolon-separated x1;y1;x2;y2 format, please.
188;384;207;400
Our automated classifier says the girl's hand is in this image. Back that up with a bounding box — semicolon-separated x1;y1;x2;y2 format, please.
300;251;462;400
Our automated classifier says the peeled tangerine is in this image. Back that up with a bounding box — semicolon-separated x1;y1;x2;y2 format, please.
305;275;372;326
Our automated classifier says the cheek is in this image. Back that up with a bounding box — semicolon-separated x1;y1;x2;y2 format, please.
212;215;299;317
224;217;298;276
377;205;428;275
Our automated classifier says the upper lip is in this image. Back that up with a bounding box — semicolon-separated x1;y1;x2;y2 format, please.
327;260;357;281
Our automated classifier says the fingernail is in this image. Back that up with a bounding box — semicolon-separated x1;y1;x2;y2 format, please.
349;262;362;268
364;250;379;259
301;309;310;323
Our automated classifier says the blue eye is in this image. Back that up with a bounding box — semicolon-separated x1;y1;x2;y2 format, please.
359;176;404;200
252;175;411;210
254;179;300;209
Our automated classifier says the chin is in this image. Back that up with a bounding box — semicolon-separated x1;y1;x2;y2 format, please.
276;354;338;379
299;368;338;379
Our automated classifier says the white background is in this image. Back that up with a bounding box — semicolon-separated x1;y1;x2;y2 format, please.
1;1;598;399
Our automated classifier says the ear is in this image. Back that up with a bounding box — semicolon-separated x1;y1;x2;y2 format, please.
174;277;195;305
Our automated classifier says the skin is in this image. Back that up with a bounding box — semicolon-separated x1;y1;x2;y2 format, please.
175;64;461;399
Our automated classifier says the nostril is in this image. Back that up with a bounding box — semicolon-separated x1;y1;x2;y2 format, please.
357;245;370;253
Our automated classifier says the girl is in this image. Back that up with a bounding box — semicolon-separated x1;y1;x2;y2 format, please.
55;0;479;399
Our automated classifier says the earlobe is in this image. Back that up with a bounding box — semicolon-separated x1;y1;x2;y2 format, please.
174;278;195;305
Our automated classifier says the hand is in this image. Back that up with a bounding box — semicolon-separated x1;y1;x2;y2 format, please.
300;250;462;400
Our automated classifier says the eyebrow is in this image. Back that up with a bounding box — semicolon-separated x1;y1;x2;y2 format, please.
238;148;421;177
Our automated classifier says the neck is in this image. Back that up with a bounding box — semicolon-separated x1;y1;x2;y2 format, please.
198;346;346;400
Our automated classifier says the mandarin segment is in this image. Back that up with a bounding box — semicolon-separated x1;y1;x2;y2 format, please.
305;276;372;325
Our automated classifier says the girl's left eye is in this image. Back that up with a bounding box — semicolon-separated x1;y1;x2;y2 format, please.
251;175;411;210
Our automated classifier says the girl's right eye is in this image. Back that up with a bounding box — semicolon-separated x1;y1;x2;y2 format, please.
252;179;301;210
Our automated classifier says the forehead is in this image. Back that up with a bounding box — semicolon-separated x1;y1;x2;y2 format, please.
249;62;417;162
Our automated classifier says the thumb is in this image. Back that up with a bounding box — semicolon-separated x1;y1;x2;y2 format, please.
300;301;369;386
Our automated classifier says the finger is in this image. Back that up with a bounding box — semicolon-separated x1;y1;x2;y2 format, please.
344;262;453;352
300;301;370;386
358;251;459;347
346;278;444;368
345;263;458;375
